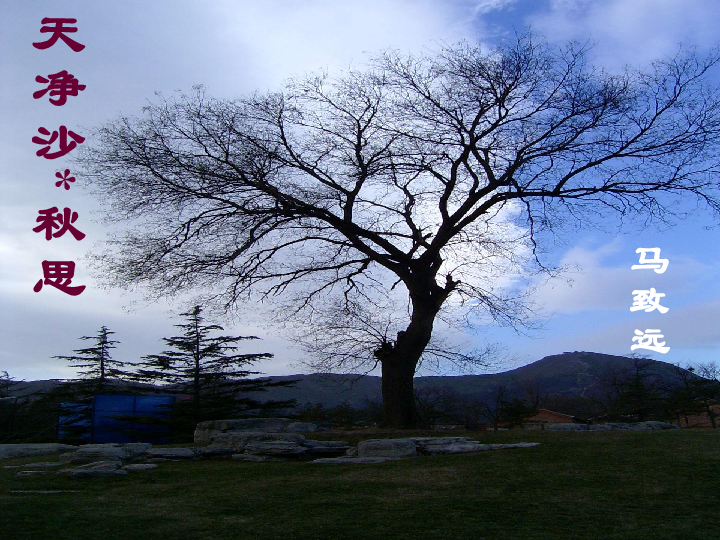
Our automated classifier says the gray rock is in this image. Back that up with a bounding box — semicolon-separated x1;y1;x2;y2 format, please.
586;423;613;431
232;453;290;462
601;423;633;430
411;437;476;454
487;443;540;450
123;442;153;456
144;457;177;463
195;446;236;457
302;440;351;456
545;423;589;431
357;439;417;458
58;460;126;477
78;443;121;448
59;446;132;464
0;443;77;460
411;437;475;445
122;464;158;471
3;462;62;469
194;418;295;444
286;422;318;433
16;470;49;476
345;447;358;457
546;421;678;432
630;421;677;430
62;469;128;478
70;460;123;471
244;441;308;457
209;431;305;450
423;442;491;454
310;457;401;464
145;448;196;459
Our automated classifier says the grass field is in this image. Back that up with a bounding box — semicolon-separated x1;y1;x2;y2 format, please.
1;429;718;540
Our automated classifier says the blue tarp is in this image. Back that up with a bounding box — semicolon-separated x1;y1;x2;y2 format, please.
59;394;174;443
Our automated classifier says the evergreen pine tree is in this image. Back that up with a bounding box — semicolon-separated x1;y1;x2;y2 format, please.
52;326;133;442
0;371;24;442
135;306;295;438
54;326;129;389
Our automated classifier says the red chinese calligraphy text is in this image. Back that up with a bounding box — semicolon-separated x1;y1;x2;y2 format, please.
32;18;85;52
34;70;86;106
33;261;86;296
32;126;85;159
33;207;86;241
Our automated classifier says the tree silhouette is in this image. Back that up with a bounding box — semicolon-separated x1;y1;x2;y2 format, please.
134;305;295;435
52;326;132;441
53;326;131;392
80;35;720;427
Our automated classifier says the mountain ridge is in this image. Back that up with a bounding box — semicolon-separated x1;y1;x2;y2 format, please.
5;351;691;408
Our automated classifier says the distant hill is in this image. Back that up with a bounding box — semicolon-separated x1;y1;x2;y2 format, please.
248;351;688;407
6;352;691;408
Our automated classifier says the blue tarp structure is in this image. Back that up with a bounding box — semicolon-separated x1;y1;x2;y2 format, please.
59;394;174;443
57;401;92;442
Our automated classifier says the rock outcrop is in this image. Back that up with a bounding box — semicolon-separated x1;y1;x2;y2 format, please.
194;417;328;445
357;439;418;458
544;421;678;432
0;443;77;460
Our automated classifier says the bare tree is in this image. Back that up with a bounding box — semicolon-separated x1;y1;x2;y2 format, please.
676;363;720;428
79;35;720;427
464;384;538;430
598;357;666;421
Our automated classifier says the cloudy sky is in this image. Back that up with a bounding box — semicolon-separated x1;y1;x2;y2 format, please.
2;0;720;382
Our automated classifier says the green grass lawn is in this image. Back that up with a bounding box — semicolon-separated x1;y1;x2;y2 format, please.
1;430;718;540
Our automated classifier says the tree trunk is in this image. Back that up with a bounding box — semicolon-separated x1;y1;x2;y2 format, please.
376;280;447;428
381;359;417;428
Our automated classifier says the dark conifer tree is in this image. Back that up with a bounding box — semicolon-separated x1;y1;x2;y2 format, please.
54;326;130;391
135;306;295;437
52;326;132;442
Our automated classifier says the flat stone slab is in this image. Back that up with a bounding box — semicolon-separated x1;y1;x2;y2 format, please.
58;460;129;477
244;441;308;456
357;439;418;458
0;444;77;460
16;471;49;476
209;431;305;450
411;437;475;445
423;442;490;454
303;440;350;448
145;448;196;459
60;469;129;478
302;440;351;455
4;462;62;469
123;443;153;456
310;457;401;464
194;418;296;444
232;453;290;462
487;443;540;450
60;447;132;464
287;422;319;433
545;421;678;432
122;464;158;471
195;446;236;457
60;460;123;473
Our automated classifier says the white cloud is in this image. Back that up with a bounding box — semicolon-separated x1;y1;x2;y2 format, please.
528;0;720;69
205;0;486;92
529;241;716;315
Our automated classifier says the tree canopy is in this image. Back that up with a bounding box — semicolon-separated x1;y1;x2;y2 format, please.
135;305;295;434
79;35;720;426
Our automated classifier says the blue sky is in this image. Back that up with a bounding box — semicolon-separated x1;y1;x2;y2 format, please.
1;0;720;381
